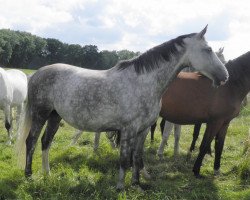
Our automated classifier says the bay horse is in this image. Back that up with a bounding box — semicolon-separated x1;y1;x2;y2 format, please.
0;68;27;145
16;26;228;189
154;47;226;157
155;51;250;178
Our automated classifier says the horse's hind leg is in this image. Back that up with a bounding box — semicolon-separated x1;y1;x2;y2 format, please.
93;132;101;151
150;121;157;142
25;111;49;177
160;118;166;135
105;131;117;149
41;110;62;174
4;104;12;145
71;129;83;145
157;121;173;159
189;123;202;152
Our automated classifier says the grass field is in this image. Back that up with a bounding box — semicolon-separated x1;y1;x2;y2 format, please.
0;68;249;199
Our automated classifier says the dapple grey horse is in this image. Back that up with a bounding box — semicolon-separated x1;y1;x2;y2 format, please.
16;26;228;189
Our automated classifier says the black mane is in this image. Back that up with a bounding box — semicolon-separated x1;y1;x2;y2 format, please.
226;51;250;82
116;33;196;74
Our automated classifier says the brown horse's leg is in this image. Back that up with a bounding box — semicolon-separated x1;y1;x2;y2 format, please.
214;122;229;176
190;123;202;152
150;122;157;142
192;120;223;178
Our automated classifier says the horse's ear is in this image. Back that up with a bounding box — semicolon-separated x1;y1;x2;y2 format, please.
219;47;224;53
196;25;208;39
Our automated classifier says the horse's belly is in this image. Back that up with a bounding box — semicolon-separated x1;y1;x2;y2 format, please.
161;108;208;124
54;103;121;132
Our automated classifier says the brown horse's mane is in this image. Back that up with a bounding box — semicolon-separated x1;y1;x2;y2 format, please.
116;33;196;74
226;51;250;82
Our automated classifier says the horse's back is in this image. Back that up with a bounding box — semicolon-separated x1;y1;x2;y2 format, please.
28;63;111;109
6;69;28;105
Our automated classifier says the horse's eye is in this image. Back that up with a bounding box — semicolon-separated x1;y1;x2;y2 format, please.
205;47;212;52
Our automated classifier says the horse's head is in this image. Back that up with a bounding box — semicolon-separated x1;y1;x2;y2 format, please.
183;25;229;86
216;47;226;64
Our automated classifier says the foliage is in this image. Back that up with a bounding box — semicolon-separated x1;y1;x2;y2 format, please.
0;29;139;70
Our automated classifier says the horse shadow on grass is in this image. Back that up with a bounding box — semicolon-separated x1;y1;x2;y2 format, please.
45;143;221;199
143;146;221;199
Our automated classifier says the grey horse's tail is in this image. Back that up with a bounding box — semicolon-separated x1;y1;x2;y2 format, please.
15;101;32;168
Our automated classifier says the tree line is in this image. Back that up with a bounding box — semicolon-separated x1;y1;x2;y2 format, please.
0;29;140;70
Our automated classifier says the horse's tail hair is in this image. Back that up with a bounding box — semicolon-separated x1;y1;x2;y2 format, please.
15;101;32;169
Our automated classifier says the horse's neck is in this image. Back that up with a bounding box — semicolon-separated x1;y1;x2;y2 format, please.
152;54;185;99
229;73;250;102
240;77;250;100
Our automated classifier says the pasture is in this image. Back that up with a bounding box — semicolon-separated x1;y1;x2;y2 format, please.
0;68;249;199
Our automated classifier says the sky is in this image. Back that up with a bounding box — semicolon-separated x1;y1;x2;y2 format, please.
0;0;250;60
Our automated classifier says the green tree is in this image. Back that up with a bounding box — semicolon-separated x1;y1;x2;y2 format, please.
99;50;118;69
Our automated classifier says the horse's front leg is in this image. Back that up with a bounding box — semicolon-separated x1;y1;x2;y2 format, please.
132;128;149;186
117;129;136;190
193;121;223;178
214;122;229;176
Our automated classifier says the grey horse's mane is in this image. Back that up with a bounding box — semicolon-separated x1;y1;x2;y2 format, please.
116;33;196;74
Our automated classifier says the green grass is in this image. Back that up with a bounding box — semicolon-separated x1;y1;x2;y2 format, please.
0;68;249;199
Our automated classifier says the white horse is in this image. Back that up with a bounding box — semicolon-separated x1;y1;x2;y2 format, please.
0;68;28;145
157;48;226;159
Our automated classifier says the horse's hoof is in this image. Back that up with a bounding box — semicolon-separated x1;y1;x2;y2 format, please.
186;152;192;161
214;169;220;176
132;184;145;193
141;168;151;180
116;182;124;191
194;173;205;179
173;154;179;161
157;153;163;161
